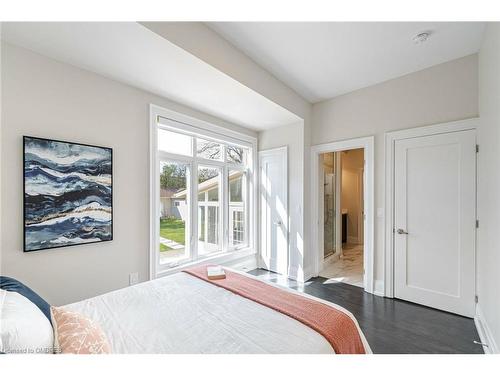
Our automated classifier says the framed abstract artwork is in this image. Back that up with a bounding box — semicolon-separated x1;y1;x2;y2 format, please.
23;136;113;252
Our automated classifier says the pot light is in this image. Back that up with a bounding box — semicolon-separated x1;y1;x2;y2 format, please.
413;31;431;44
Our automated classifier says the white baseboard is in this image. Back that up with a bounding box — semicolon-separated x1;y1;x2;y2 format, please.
303;269;315;282
288;264;317;283
288;265;303;282
373;279;385;297
474;304;499;354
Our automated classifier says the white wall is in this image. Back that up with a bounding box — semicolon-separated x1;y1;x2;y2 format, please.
477;23;500;353
311;54;479;288
0;42;257;305
259;122;306;281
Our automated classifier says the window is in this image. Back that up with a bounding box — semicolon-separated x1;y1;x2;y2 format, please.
152;111;254;275
197;166;221;256
229;170;246;248
158;160;190;265
197;139;223;161
226;145;246;165
158;129;192;156
232;211;244;245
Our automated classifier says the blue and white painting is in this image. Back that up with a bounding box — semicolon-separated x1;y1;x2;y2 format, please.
24;136;113;251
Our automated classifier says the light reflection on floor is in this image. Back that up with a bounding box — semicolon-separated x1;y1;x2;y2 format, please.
320;243;363;287
322;277;346;284
247;270;315;292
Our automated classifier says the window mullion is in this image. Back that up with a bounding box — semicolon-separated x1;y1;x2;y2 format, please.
222;144;227;163
190;136;198;262
195;159;225;168
204;193;208;245
154;137;160;277
191;159;198;261
222;166;229;253
244;170;249;248
221;144;228;253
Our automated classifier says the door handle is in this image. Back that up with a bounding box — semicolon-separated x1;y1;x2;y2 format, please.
396;228;408;235
274;220;282;226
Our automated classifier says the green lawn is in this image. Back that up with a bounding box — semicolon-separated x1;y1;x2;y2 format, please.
159;217;185;252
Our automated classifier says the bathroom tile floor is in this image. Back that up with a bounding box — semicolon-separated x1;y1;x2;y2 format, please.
320;243;364;287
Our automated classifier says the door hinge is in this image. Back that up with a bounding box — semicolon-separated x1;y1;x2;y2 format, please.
475;295;479;303
476;144;479;153
476;220;479;228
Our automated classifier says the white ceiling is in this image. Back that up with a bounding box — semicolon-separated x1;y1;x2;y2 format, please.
207;22;486;103
1;22;300;131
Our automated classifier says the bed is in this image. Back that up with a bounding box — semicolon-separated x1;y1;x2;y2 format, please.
60;267;371;354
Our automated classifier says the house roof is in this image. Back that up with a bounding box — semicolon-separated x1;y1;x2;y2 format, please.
173;170;243;199
160;188;178;198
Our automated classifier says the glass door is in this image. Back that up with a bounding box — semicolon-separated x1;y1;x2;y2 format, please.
323;152;337;258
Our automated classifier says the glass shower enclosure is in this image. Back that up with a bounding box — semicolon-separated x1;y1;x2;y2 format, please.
323;152;337;258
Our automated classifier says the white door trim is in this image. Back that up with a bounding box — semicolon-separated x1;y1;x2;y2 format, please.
311;136;375;294
357;167;364;245
258;146;289;275
384;118;478;298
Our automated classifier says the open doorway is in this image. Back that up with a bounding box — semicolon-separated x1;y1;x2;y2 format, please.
311;136;374;293
319;148;364;287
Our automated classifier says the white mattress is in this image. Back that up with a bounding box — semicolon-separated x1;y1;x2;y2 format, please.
64;271;368;354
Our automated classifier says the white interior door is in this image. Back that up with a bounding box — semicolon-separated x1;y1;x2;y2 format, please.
259;147;288;274
394;130;476;317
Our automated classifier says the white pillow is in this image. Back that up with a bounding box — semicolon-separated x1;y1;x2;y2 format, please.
0;289;54;354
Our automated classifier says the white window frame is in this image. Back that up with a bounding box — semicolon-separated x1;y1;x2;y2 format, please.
197;164;223;256
228;169;248;249
150;104;257;279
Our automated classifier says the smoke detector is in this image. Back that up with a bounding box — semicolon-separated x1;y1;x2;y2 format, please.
413;31;431;44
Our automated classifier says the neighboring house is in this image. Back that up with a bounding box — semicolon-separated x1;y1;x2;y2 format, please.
173;170;245;249
160;188;184;218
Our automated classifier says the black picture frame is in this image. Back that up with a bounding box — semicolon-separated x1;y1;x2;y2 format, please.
23;136;113;252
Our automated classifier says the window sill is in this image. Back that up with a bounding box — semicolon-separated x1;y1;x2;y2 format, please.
154;247;257;279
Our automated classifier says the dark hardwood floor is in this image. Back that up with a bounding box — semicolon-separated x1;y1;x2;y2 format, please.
248;268;483;354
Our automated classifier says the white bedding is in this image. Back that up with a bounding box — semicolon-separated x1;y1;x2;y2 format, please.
64;271;367;354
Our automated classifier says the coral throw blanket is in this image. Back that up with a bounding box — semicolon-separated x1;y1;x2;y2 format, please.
183;265;367;354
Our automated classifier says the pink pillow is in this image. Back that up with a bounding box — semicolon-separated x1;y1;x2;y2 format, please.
51;306;111;354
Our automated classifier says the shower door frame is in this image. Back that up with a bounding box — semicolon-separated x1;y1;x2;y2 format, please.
322;154;342;261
